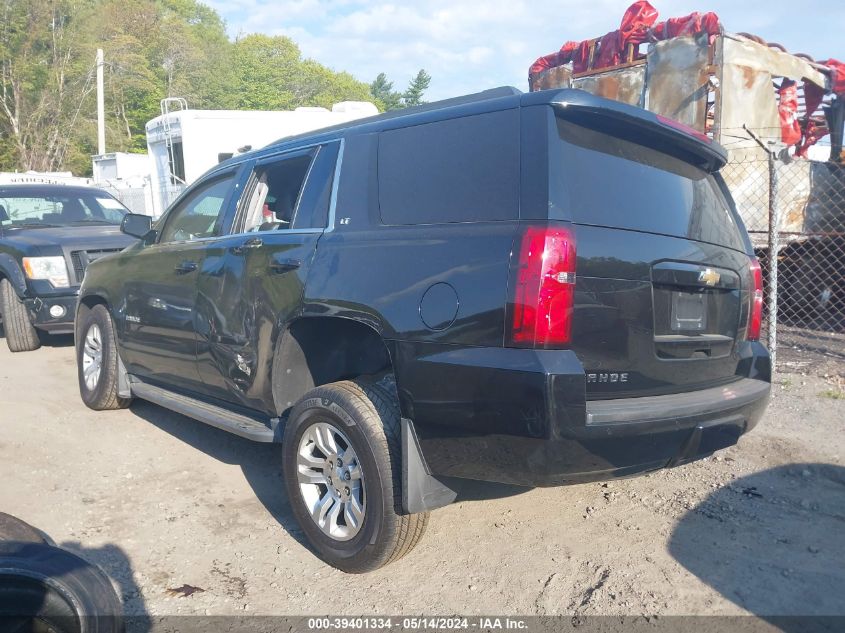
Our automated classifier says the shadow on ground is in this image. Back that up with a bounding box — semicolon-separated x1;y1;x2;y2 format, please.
40;332;75;348
0;323;75;349
670;463;845;629
128;400;529;554
58;541;151;632
0;512;149;632
128;400;308;549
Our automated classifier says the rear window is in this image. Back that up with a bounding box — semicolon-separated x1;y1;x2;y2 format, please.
378;110;519;225
549;114;745;251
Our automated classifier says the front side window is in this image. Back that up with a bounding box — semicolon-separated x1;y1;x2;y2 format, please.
158;174;235;244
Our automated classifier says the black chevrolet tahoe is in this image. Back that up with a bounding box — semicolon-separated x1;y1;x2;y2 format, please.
0;184;134;352
75;87;771;572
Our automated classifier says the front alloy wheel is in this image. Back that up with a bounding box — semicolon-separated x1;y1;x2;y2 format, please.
297;422;365;541
75;304;132;411
81;323;104;391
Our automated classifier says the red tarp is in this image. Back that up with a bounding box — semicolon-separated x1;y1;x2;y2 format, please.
620;0;659;46
649;11;720;41
528;1;718;78
778;79;802;146
797;120;829;158
822;58;845;96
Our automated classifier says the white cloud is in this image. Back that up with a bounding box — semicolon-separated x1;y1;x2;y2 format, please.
210;0;845;101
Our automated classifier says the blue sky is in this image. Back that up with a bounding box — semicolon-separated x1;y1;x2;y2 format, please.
205;0;845;101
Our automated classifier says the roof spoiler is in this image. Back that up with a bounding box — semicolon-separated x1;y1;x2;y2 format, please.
549;90;728;172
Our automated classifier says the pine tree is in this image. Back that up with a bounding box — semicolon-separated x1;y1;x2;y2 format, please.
370;73;402;111
402;69;431;107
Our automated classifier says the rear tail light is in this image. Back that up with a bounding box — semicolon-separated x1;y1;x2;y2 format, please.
747;257;763;341
507;225;576;348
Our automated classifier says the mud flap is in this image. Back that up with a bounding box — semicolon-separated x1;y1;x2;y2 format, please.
117;355;131;399
401;418;456;514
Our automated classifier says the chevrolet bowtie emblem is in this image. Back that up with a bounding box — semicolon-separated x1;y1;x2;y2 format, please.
698;268;721;286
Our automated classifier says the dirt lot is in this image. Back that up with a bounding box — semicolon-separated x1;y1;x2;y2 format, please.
0;331;843;629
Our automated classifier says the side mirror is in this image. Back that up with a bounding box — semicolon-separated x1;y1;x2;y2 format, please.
121;213;153;239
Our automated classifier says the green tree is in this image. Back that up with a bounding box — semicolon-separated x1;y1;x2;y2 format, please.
402;69;431;107
0;0;378;175
370;72;402;111
0;0;97;173
231;34;371;111
158;0;234;108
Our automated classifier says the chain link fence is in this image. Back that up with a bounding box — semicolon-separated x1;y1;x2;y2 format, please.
95;180;185;218
722;143;845;376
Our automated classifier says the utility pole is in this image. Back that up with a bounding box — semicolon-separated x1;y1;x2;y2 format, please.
96;48;105;155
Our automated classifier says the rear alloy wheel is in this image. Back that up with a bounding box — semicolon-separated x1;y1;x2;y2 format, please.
76;304;132;411
282;379;428;573
296;421;366;541
0;278;40;353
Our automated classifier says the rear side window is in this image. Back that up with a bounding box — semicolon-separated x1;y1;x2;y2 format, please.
550;114;745;251
378;110;519;225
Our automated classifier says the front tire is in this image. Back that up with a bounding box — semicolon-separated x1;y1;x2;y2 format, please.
76;304;132;410
0;278;40;353
282;379;428;573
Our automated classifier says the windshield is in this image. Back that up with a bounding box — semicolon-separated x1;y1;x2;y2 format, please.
0;190;128;228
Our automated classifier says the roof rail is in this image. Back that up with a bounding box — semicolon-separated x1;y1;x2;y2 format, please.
373;86;522;120
263;86;524;149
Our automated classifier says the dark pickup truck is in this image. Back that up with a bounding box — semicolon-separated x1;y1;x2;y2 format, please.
75;87;771;573
0;184;134;352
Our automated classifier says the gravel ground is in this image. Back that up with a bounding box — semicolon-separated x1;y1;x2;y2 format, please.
0;331;843;629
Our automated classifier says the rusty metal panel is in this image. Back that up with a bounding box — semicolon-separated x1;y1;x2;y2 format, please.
718;65;780;146
721;156;813;248
777;160;813;234
529;66;572;92
716;34;815;240
721;35;827;89
571;65;645;106
644;36;711;131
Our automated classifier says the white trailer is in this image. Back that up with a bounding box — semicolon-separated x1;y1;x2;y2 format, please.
145;100;378;217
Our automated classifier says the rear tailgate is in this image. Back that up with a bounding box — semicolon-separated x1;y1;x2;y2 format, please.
546;104;755;399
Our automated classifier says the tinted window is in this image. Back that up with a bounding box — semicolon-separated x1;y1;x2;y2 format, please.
550;115;745;251
242;152;314;233
159;174;234;243
378;110;519;225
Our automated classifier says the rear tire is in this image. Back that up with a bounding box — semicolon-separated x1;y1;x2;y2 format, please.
76;304;132;411
282;379;428;573
0;278;40;353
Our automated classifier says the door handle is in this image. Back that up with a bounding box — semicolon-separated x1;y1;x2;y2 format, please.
270;258;302;275
174;260;198;274
231;237;263;255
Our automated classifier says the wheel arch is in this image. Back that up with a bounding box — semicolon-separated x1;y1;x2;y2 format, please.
76;292;113;320
271;315;395;415
272;315;456;514
0;254;27;298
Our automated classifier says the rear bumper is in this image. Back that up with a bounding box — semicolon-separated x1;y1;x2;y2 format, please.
397;342;771;487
